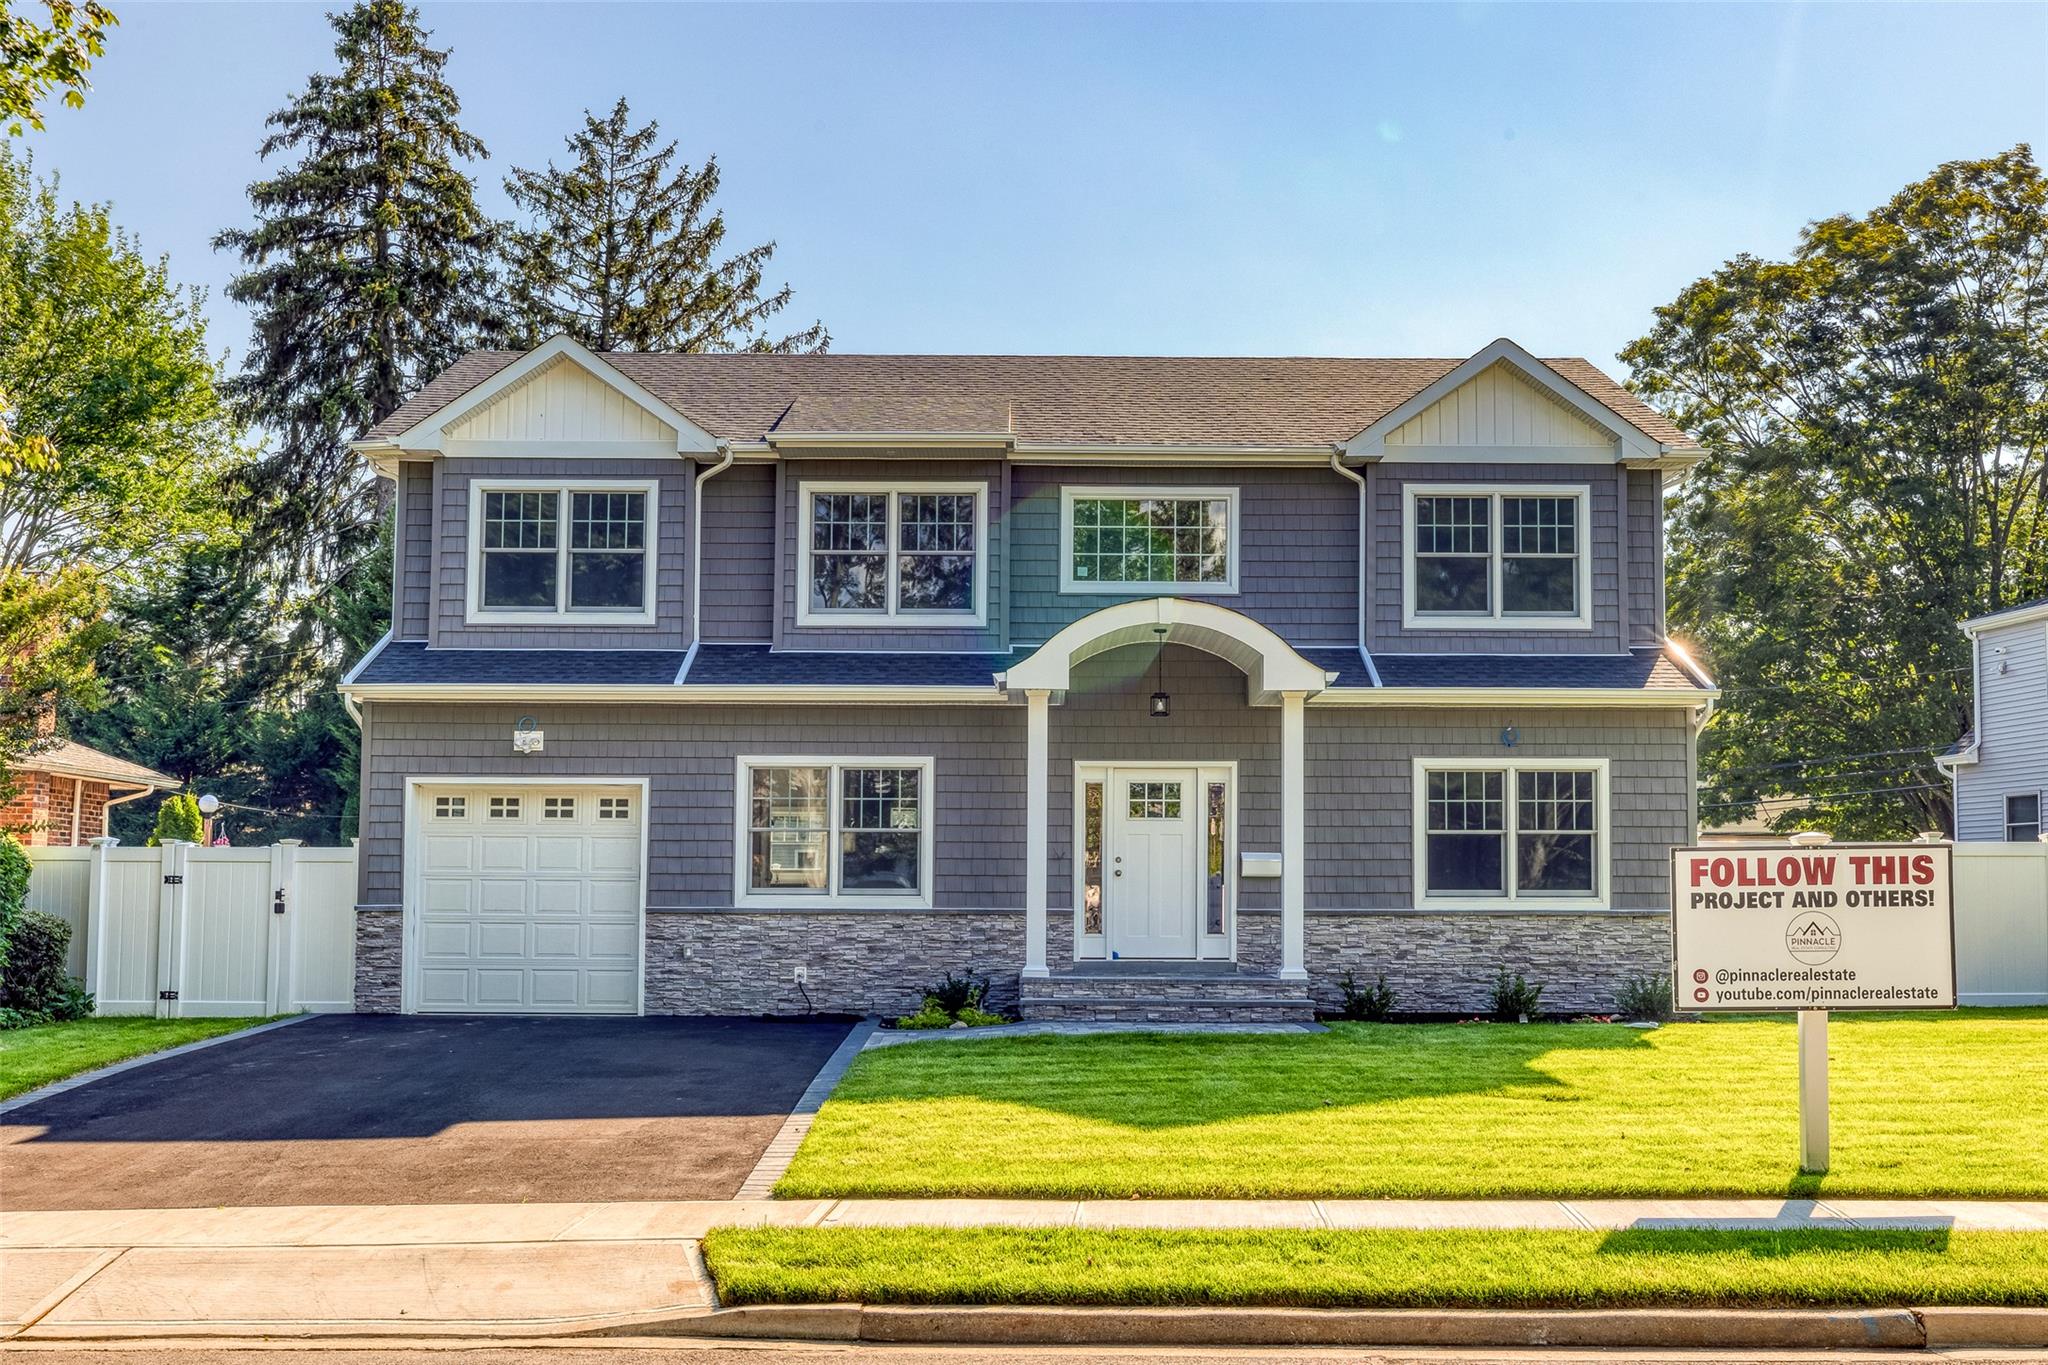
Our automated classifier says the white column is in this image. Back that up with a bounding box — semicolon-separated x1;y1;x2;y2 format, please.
1280;690;1307;980
1024;688;1051;979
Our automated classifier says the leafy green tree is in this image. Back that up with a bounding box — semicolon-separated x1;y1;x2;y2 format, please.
502;98;826;354
147;791;202;846
215;0;500;583
0;0;115;134
1626;145;2048;838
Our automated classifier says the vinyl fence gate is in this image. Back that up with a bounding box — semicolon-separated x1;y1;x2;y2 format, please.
23;840;357;1016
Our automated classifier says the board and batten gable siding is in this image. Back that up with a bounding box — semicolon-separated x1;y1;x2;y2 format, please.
1364;461;1627;654
1957;616;2048;841
430;456;693;650
356;699;1028;912
1008;464;1360;649
1305;704;1693;910
442;353;678;445
1381;360;1618;449
699;461;776;642
774;453;1009;652
395;461;435;641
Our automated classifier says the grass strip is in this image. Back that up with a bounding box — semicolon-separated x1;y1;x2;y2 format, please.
0;1016;286;1100
704;1226;2048;1310
779;1011;2048;1199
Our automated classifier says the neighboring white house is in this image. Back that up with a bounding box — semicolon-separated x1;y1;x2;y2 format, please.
1938;596;2048;843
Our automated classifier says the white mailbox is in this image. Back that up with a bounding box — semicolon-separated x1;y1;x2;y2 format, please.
1240;852;1282;879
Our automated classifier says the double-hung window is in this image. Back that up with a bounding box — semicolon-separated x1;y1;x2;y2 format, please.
737;757;934;907
798;483;986;626
1060;487;1238;593
2007;793;2043;843
1404;485;1589;628
1414;759;1607;904
469;481;657;624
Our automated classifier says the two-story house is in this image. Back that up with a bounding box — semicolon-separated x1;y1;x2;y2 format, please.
1938;596;2048;844
340;335;1715;1021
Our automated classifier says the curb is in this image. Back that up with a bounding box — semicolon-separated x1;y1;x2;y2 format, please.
650;1302;2048;1350
0;1015;312;1117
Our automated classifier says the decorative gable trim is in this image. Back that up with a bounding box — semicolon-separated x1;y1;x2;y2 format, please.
1345;338;1659;461
390;335;721;455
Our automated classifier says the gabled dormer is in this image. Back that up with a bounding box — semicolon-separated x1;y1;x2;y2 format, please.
1339;339;1694;657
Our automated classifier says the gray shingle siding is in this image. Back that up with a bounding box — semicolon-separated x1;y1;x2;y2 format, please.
397;461;434;640
357;683;1690;915
431;456;694;650
1626;468;1664;647
700;461;775;642
1956;616;2048;841
1008;464;1361;649
1364;461;1630;654
775;453;1009;652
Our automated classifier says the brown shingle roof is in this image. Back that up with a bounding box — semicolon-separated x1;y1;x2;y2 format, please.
368;351;1694;451
14;739;178;790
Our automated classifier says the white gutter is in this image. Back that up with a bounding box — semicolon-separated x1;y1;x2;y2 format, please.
686;448;736;684
1328;450;1368;658
1313;686;1718;709
340;683;1007;706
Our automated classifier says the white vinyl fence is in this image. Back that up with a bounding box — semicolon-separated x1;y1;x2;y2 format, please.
24;840;357;1016
1953;841;2048;1005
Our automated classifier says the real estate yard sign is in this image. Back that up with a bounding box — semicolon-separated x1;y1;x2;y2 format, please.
1670;843;1956;1011
1670;841;1955;1173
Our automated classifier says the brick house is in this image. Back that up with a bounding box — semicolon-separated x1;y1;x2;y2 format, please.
2;736;179;847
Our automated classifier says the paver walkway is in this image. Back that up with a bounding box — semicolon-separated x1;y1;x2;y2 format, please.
7;1196;2046;1340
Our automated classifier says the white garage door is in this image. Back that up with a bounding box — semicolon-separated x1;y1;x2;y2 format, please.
411;784;643;1014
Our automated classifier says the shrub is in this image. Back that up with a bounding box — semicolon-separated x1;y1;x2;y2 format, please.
925;970;985;1018
1489;967;1544;1023
1615;972;1675;1022
149;792;203;846
894;998;955;1029
1335;971;1397;1021
0;831;28;975
954;1006;1007;1028
0;909;81;1025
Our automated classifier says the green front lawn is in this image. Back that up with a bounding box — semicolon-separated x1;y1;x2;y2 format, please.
0;1016;285;1100
778;1010;2048;1199
705;1226;2048;1309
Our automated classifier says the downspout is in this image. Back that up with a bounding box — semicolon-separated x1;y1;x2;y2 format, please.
102;783;156;841
1329;450;1369;657
684;447;737;683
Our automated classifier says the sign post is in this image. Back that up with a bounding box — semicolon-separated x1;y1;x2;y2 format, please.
1670;841;1955;1174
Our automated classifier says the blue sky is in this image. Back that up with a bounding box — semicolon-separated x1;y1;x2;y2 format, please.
27;2;2048;373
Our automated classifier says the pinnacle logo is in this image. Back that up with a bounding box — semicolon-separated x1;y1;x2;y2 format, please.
1786;911;1843;965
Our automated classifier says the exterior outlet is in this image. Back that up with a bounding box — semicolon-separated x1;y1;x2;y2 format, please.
792;965;809;984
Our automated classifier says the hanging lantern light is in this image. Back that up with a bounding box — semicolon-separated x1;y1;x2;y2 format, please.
1149;627;1170;718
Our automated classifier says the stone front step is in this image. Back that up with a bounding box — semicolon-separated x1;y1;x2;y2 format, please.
1019;968;1317;1023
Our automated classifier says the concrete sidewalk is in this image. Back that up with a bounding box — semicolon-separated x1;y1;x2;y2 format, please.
7;1197;2047;1341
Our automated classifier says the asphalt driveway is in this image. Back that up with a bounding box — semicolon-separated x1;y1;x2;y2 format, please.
0;1014;853;1210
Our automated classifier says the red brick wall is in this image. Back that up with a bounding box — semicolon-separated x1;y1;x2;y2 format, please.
0;772;114;846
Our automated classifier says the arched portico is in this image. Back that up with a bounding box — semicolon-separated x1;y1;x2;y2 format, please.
1003;599;1333;982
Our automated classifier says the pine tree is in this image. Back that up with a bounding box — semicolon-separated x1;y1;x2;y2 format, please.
503;98;826;354
214;0;501;584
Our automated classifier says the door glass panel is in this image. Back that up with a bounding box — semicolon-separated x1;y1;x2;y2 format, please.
1126;780;1183;819
1205;781;1226;936
1083;781;1103;935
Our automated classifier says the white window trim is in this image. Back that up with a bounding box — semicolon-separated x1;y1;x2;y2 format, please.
1058;486;1241;595
1401;483;1592;631
465;478;660;626
1410;756;1610;909
2006;790;2044;843
733;755;936;909
795;481;988;628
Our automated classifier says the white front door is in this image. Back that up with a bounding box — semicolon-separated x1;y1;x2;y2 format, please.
1106;768;1201;959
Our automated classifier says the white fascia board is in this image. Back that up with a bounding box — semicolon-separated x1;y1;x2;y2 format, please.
1312;686;1718;708
767;432;1014;448
391;335;722;454
340;682;1007;705
1960;599;2048;634
338;631;393;688
1660;637;1717;689
1344;338;1659;460
1011;445;1339;464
